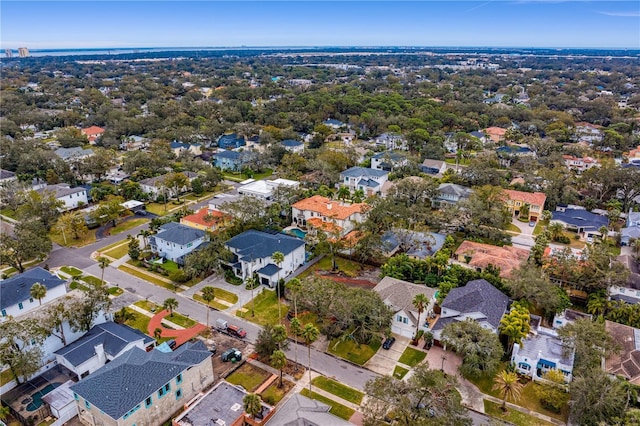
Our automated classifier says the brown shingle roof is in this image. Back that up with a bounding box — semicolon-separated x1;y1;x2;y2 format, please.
604;320;640;384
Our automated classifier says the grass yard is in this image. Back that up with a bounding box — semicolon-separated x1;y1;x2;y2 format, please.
160;260;179;273
50;229;97;247
108;287;124;296
297;255;363;279
69;281;89;291
328;337;381;365
81;275;104;286
164;312;197;328
118;264;179;291
145;202;176;216
223;168;274;182
210;287;239;304
483;400;555;426
505;223;521;235
134;300;159;312
99;239;130;252
193;293;229;310
1;368;15;386
393;365;409;379
111;218;148;235
225;363;271;392
398;347;427;367
0;208;17;219
103;243;130;259
300;389;355;421
124;308;152;334
260;379;295;406
311;376;364;405
60;266;83;277
236;289;288;326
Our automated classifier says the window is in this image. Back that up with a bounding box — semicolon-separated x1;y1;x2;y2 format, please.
18;302;23;310
158;388;165;398
164;383;170;392
176;374;182;384
176;389;182;400
29;298;34;303
1;309;6;317
145;397;152;408
74;393;79;401
403;317;408;324
396;315;403;322
85;400;91;409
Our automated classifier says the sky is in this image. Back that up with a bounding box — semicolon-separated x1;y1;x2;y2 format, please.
1;1;639;50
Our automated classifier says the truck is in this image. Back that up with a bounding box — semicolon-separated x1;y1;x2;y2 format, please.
221;348;242;362
215;319;247;339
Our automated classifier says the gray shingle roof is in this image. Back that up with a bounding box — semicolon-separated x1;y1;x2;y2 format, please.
54;147;94;160
213;150;242;160
70;341;211;420
226;230;305;260
282;139;303;147
0;169;16;180
36;184;86;198
257;263;280;276
266;393;352;426
0;267;66;310
552;209;608;231
55;322;154;367
373;277;436;323
155;222;206;245
439;279;510;330
437;183;473;198
340;166;388;179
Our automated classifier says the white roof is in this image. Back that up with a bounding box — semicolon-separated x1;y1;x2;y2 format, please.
120;200;144;209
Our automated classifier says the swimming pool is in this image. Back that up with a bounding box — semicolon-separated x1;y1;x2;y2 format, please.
26;382;62;411
286;228;307;239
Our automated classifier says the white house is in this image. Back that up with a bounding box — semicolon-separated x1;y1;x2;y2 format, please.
373;133;407;150
339;167;389;196
373;276;436;338
282;139;305;154
55;322;155;380
225;230;305;287
291;195;367;237
238;178;299;200
149;222;207;265
433;183;473;207
0;169;17;185
370;151;408;172
36;184;88;211
139;171;198;198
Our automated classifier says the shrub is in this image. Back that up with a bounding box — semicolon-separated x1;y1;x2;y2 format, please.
169;270;189;283
224;269;243;285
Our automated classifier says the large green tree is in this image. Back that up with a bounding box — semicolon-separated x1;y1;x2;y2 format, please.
441;319;503;378
0;317;48;384
0;219;52;273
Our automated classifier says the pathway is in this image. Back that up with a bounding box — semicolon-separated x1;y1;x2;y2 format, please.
147;310;207;346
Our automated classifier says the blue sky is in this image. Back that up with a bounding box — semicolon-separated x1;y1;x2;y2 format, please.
1;1;639;49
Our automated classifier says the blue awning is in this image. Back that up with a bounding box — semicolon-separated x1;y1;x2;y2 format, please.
537;360;556;369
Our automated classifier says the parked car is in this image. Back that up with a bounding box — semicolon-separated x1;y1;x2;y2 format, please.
529;221;536;227
221;348;242;362
382;336;396;350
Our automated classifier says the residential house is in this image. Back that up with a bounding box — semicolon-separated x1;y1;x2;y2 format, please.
470;131;487;145
105;170;131;184
36;184;88;211
225;230;305;287
180;207;230;232
120;135;149;151
54;147;94;162
175;381;273;426
381;230;446;260
551;207;609;241
170;141;202;157
563;155;599;172
212;150;246;171
291;195;367;237
431;279;510;342
621;210;640;246
281;139;304;154
0;169;17;185
217;133;246;149
149;222;207;265
483;127;507;143
139;171;198;198
370;151;408;172
419;159;449;177
511;315;575;382
42;381;78;425
238;178;299;200
433;183;473;207
609;254;640;303
373;133;407;150
454;240;529;278
265;393;351;426
70;341;214;426
80;126;105;144
323;118;345;129
604;320;640;384
55;322;155;380
339;167;389;196
503;189;547;222
373;276;437;338
575;122;604;144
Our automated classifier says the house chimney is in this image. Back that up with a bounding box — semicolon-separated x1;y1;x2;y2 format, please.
327;203;332;210
94;343;106;364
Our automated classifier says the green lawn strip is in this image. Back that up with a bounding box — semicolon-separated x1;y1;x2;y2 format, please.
134;300;160;312
111;218;148;235
108;287;124;296
328;337;380;366
50;229;97;247
311;376;364;405
225;363;271;392
1;368;16;386
81;275;104;286
398;347;427;367
300;389;355;421
160;260;180;273
145;203;170;216
124;308;152;334
297;256;362;279
99;239;130;253
259;380;294;405
118;264;179;291
393;365;409;379
193;293;231;311
69;281;89;291
163;312;197;328
505;223;521;234
60;266;83;277
208;287;238;304
236;289;288;326
103;243;130;259
483;400;555;426
0;208;17;219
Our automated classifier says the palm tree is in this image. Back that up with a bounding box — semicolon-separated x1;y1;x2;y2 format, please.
30;282;47;305
201;286;215;327
246;273;257;317
243;393;262;419
154;327;163;339
412;293;429;341
98;256;111;285
492;370;524;411
290;317;302;368
286;278;303;366
272;251;285;323
138;229;152;249
587;292;608;317
271;349;287;388
0;404;10;422
599;225;609;244
547;222;565;242
302;323;320;393
163;297;178;317
337;185;350;201
352;189;365;203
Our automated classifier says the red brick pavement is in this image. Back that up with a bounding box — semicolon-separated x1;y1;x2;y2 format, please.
148;310;207;347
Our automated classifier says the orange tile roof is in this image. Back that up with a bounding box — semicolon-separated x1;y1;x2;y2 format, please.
455;240;529;278
503;189;546;207
292;195;367;220
81;126;105;136
181;207;227;228
484;126;507;136
306;217;343;234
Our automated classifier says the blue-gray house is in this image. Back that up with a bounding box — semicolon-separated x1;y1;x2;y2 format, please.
212;150;245;171
551;207;609;241
149;222;207;265
217;133;246;149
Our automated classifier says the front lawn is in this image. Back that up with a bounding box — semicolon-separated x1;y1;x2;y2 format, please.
81;275;104;286
164;312;197;328
328;337;380;366
225;363;271;392
260;380;295;406
118;264;178;291
193;293;229;311
100;239;131;252
108;287;124;296
103;243;130;259
210;287;239;304
111;218;148;235
393;365;409;379
69;281;89;291
222;168;273;182
124;308;152;334
505;223;521;235
1;368;15;386
236;288;288;326
134;300;159;312
297;256;363;279
300;389;355;421
160;260;179;273
60;266;83;277
49;228;97;247
398;347;427;367
311;376;364;405
484;400;555;426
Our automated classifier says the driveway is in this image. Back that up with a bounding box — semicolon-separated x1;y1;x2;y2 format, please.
511;217;535;237
365;335;410;375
